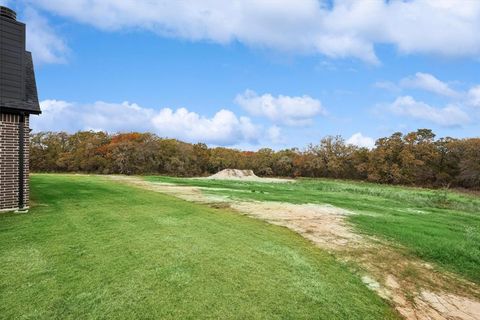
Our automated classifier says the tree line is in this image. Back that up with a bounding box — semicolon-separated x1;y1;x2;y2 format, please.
30;129;480;189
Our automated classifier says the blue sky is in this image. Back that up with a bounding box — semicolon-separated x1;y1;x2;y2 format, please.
3;0;480;149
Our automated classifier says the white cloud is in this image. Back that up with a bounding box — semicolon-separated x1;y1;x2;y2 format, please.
27;0;480;63
400;72;458;98
151;108;259;145
346;132;375;149
374;81;400;93
24;9;69;64
32;100;260;146
467;85;480;107
267;125;284;144
235;90;326;126
389;96;470;127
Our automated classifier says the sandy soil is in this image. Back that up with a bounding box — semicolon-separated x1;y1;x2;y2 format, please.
204;169;293;183
105;175;480;320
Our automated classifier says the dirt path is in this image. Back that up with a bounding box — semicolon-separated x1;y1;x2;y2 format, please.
105;175;480;320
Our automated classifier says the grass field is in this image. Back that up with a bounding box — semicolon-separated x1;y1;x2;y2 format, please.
0;174;399;319
146;176;480;284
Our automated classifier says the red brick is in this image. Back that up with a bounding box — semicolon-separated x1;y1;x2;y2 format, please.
1;112;30;211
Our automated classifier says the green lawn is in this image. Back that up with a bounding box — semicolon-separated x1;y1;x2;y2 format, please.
146;176;480;284
0;174;398;319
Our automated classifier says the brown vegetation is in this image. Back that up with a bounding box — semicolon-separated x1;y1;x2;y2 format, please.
30;129;480;189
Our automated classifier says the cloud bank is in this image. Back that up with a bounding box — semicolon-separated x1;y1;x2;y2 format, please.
27;0;480;64
34;100;261;146
235;90;326;126
400;72;459;98
375;72;480;128
23;9;69;64
346;133;375;149
468;86;480;108
389;96;470;127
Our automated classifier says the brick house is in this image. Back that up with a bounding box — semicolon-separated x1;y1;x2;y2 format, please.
0;6;41;212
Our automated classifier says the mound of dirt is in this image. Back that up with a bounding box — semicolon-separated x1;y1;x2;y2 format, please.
207;169;291;183
209;169;257;179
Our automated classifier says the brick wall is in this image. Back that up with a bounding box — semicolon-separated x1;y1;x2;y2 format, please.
0;112;30;212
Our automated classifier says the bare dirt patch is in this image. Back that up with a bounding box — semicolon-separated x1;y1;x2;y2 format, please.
106;175;480;320
231;201;361;251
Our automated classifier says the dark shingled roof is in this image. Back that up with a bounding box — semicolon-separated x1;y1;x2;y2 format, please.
0;52;41;115
1;5;41;115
